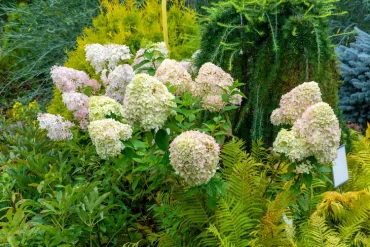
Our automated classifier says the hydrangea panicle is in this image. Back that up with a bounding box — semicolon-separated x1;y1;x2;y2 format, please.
122;74;176;131
37;113;74;141
62;92;90;129
51;66;100;93
193;63;242;111
88;119;132;159
292;102;341;164
89;96;125;121
85;44;131;73
273;129;310;162
169;131;220;186
101;64;135;103
194;62;234;98
155;59;193;95
271;81;322;125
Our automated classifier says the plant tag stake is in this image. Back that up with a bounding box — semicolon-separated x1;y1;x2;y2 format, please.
332;145;349;192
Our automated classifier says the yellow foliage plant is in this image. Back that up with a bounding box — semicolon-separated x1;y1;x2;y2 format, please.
298;190;370;247
343;124;370;191
48;0;200;118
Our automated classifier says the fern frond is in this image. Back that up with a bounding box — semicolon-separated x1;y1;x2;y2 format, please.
220;138;248;171
251;139;267;162
207;224;236;247
300;212;339;247
216;198;257;246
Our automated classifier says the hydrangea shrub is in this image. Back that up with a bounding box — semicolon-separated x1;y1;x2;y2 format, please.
272;82;341;166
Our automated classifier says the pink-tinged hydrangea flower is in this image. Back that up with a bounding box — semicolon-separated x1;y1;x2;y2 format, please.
89;96;124;121
37;113;74;141
88;119;132;159
131;42;169;69
273;129;311;162
292;102;341;164
51;66;100;93
202;95;224;112
155;59;193;95
101;64;135;103
85;44;132;73
193;63;242;111
62;92;89;129
271;81;322;125
193;62;234;97
169;130;220;186
122;74;176;131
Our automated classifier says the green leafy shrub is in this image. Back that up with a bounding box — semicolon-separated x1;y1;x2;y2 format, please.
196;0;341;145
0;0;100;105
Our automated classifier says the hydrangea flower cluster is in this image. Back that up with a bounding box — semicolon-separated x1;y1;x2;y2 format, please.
271;81;322;126
101;64;135;103
193;62;242;112
89;96;125;121
37;113;74;141
122;74;176;131
51;66;100;93
295;161;313;174
292;102;341;164
273;129;310;162
272;82;341;164
169;131;220;186
85;44;132;73
155;59;193;95
131;42;168;68
62;92;90;129
88;119;132;159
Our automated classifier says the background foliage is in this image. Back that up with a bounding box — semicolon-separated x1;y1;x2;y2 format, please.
336;28;370;128
330;0;370;45
0;0;100;107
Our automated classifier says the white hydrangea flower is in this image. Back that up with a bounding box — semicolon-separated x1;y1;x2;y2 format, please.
89;96;125;121
273;129;311;162
202;95;224;112
62;92;89;129
169;130;220;186
37;113;74;141
292;102;341;164
85;44;132;73
296;161;313;174
101;64;135;103
193;62;234;97
271;81;322;126
155;59;193;95
122;74;176;131
88;119;132;159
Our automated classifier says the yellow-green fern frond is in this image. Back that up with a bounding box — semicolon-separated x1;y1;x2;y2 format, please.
300;212;341;247
206;224;236;247
220;138;248;171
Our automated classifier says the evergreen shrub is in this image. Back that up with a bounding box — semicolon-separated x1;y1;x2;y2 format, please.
336;27;370;128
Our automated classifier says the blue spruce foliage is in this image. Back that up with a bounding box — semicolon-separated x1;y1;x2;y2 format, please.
336;27;370;127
